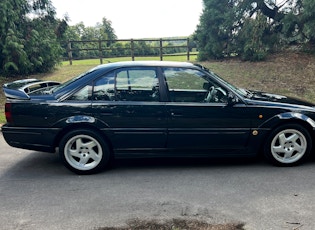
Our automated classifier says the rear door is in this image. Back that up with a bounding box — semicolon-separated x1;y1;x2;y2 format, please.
163;67;251;154
91;67;167;152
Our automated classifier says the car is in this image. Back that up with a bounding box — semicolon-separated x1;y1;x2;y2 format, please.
2;61;315;174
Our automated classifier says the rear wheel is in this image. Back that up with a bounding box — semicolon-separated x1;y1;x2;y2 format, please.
264;124;312;166
59;129;110;174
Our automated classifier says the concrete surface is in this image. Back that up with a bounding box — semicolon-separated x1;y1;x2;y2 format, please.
0;133;315;230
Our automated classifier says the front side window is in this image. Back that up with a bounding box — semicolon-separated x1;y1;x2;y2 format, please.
93;67;160;102
163;68;228;103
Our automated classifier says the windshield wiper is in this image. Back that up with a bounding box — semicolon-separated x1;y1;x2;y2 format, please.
239;88;254;98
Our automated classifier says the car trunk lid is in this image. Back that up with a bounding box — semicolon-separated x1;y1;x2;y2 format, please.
3;79;60;100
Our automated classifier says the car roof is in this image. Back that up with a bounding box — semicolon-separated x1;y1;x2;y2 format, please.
52;61;206;100
92;61;197;71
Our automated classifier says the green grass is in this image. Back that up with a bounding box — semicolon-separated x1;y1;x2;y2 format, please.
1;52;315;124
63;55;197;66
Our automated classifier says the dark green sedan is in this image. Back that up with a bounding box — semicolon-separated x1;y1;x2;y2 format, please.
2;61;315;174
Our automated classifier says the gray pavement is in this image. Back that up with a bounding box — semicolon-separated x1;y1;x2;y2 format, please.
1;132;315;230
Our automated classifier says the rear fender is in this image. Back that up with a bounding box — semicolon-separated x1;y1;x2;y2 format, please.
52;115;112;150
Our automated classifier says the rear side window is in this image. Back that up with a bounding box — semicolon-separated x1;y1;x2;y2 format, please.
93;67;160;102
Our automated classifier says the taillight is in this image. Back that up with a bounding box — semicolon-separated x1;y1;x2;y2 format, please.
5;102;13;123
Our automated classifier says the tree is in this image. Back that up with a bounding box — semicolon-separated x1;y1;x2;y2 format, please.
0;0;67;76
194;0;315;61
62;23;83;59
301;0;315;47
238;12;271;61
282;0;315;48
0;0;29;74
97;17;117;46
194;0;237;60
63;18;118;60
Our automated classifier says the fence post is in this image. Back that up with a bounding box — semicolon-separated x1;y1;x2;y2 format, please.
131;39;135;61
98;40;103;64
68;41;73;65
187;38;190;61
159;38;163;61
68;38;192;62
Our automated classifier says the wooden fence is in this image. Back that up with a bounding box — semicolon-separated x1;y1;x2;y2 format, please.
67;38;194;65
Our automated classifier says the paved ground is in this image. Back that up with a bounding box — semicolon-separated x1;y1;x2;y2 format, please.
1;132;315;230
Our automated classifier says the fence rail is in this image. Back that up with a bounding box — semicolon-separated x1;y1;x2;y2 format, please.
67;38;194;65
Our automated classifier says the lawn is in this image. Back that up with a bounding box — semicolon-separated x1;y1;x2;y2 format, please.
1;52;315;124
203;52;315;102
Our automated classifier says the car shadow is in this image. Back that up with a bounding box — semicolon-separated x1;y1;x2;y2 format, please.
1;150;263;175
112;156;266;171
1;151;69;178
2;150;315;177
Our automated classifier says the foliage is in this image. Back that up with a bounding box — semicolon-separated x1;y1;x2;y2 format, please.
238;13;271;61
194;0;237;60
194;0;315;61
282;0;315;52
0;0;68;76
96;18;117;45
62;18;119;59
63;22;190;60
0;1;192;75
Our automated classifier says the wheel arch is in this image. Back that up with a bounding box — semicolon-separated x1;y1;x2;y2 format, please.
257;112;315;153
261;112;315;132
54;123;114;155
262;122;313;166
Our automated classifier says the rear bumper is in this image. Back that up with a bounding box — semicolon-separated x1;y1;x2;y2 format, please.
1;125;61;153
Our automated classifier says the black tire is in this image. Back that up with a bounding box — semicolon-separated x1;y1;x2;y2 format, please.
59;129;110;174
264;124;312;166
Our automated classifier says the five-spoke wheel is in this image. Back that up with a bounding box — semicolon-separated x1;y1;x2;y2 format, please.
264;124;312;166
59;129;110;174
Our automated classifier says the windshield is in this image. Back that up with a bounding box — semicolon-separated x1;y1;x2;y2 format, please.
208;71;251;98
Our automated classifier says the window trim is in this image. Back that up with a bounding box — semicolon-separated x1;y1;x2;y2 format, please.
92;66;163;102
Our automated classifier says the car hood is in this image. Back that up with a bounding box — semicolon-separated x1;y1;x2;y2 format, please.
250;91;315;107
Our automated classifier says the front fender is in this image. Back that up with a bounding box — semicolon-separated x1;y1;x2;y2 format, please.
259;112;315;129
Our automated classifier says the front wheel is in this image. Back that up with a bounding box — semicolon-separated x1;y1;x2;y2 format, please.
264;124;312;166
59;129;110;174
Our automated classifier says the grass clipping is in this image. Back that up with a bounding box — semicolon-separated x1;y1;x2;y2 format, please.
98;218;244;230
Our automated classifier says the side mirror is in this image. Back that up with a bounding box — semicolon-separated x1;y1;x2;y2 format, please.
227;92;239;105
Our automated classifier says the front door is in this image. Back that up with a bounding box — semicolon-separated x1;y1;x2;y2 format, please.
162;67;251;154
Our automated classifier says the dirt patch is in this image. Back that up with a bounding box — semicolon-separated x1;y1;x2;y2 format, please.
97;218;244;230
